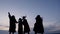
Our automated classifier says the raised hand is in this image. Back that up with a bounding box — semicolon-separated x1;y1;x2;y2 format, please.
8;12;10;15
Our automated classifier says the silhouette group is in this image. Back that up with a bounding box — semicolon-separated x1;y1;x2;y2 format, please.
8;12;44;34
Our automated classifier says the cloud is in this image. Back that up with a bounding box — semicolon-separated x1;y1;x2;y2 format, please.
44;22;60;33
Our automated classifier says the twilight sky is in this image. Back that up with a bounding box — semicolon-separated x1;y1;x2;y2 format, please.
0;0;60;32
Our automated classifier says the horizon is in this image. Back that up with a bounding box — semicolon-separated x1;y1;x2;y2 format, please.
0;0;60;34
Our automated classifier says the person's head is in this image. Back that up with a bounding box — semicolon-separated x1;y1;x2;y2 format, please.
12;15;15;18
19;18;22;21
37;15;40;17
36;15;40;19
22;16;26;19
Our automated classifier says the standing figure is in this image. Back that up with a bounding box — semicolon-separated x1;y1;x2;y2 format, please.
33;15;44;34
8;12;17;34
18;18;23;34
22;16;30;34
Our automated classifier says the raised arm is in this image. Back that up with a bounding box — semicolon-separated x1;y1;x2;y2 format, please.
8;12;11;18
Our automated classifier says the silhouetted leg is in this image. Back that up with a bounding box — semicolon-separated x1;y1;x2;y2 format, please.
24;32;25;34
20;32;22;34
22;32;24;34
12;32;14;34
18;32;19;34
21;31;23;34
19;32;22;34
41;33;43;34
24;33;25;34
9;32;11;34
28;32;29;34
35;32;37;34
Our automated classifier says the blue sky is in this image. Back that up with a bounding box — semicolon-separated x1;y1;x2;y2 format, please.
0;0;60;32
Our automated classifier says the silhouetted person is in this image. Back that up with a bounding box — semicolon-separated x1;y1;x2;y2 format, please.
18;18;23;34
33;15;44;34
22;16;30;34
8;12;17;34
